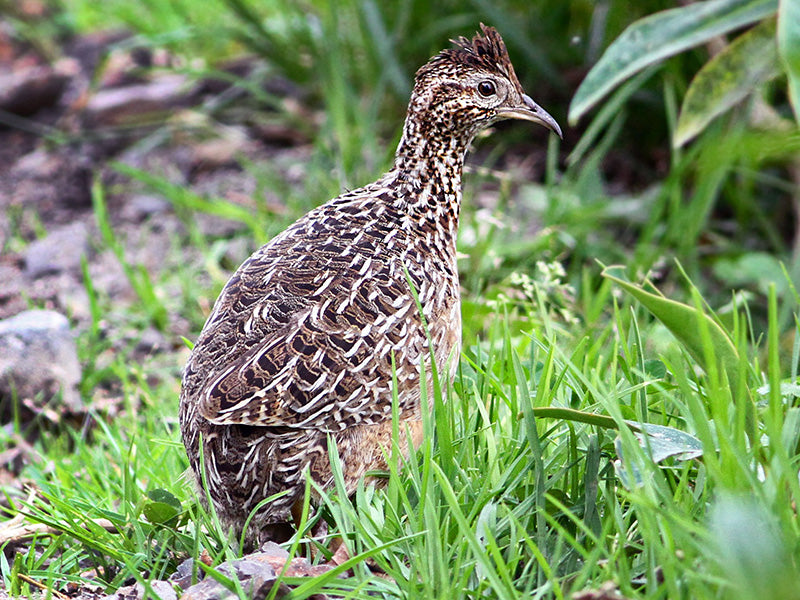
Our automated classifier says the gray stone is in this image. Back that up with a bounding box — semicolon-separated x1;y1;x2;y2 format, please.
180;554;280;600
24;222;90;279
145;581;179;600
259;541;290;559
104;580;177;600
168;557;198;591
121;194;172;222
135;327;167;355
84;74;188;127
0;60;75;116
0;309;83;415
178;549;335;600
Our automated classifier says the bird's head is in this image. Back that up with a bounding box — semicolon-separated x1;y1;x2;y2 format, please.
407;24;562;142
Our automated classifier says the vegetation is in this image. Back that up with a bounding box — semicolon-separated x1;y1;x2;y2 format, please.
2;0;800;598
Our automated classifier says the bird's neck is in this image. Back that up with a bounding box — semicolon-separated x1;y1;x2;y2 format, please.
393;109;473;178
390;117;474;237
393;134;468;181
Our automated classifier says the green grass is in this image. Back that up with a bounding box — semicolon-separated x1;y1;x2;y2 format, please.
5;273;800;598
3;0;800;598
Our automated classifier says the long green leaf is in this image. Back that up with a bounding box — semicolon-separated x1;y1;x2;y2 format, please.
569;0;778;124
605;265;756;442
430;463;516;599
531;406;620;430
778;0;800;123
601;266;740;383
674;18;780;147
113;162;256;226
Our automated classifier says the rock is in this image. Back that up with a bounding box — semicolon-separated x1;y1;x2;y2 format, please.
84;74;189;127
190;136;254;173
120;194;171;223
251;120;311;146
179;555;280;600
259;541;289;559
178;549;336;600
168;558;197;591
0;309;83;418
7;148;93;211
0;264;24;303
57;285;92;322
104;580;177;600
24;222;90;279
151;581;179;600
0;59;77;117
573;581;632;600
13;147;59;176
134;327;167;355
222;236;251;269
89;249;134;301
179;553;282;600
65;29;132;78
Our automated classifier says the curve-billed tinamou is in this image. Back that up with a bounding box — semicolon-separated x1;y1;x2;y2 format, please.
180;24;562;546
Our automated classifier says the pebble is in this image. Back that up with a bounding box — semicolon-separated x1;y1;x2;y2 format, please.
103;580;177;600
177;545;334;600
167;557;196;591
0;59;76;117
134;326;167;355
120;194;172;223
0;309;83;415
24;222;90;279
84;73;188;127
179;554;280;600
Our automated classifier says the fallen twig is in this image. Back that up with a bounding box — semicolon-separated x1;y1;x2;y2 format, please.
15;573;71;600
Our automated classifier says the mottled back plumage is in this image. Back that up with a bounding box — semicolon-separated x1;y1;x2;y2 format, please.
179;24;561;546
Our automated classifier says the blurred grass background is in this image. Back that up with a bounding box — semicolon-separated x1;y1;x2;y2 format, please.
2;0;800;598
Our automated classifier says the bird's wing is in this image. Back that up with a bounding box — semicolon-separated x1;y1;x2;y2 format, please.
184;226;426;432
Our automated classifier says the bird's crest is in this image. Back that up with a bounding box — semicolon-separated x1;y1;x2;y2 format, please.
449;24;513;77
417;24;523;91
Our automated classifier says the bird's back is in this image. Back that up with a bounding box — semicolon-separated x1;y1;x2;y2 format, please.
179;171;462;537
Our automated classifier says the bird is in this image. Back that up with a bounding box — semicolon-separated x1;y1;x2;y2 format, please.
179;24;561;547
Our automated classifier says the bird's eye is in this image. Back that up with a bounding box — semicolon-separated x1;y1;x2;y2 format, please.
477;80;496;97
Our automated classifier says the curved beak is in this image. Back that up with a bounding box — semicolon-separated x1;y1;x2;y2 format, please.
497;94;563;139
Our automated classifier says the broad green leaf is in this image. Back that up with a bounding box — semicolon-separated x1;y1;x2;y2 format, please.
632;423;704;462
143;489;182;525
531;408;702;462
778;0;800;123
614;437;643;488
674;19;780;147
644;359;668;379
147;488;182;509
569;0;778;124
601;266;740;383
712;251;786;294
615;424;703;488
143;501;181;525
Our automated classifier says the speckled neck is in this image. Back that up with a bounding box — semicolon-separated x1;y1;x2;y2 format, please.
393;88;474;177
389;98;474;241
